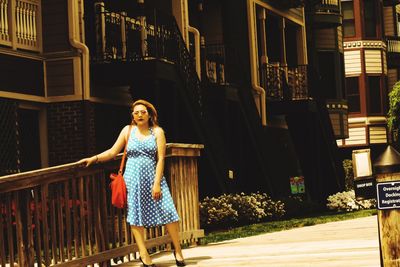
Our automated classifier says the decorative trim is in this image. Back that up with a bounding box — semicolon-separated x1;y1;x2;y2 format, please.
344;40;387;50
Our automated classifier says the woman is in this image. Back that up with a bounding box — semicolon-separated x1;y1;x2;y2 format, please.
79;99;186;267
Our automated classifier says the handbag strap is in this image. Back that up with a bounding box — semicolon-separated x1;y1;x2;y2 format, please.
118;125;132;174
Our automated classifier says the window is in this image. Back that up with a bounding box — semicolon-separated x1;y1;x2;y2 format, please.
346;77;360;113
364;0;377;38
342;1;355;37
367;76;382;114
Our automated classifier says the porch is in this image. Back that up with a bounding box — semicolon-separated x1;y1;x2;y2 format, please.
0;143;204;266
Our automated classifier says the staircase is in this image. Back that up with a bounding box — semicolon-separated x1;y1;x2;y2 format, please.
167;17;229;192
285;99;344;202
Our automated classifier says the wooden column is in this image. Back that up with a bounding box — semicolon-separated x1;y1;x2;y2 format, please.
165;143;204;245
374;145;400;266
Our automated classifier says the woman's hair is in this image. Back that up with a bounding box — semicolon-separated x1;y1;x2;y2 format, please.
131;99;159;127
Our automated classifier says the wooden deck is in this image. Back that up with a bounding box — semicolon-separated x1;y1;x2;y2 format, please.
118;216;380;267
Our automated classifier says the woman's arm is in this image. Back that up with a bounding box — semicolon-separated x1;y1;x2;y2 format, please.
78;125;130;167
152;126;166;200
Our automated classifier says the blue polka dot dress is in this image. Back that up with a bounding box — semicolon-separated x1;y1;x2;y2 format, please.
124;126;180;227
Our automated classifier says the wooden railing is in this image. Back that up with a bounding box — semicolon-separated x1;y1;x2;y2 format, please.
0;143;204;266
314;0;340;14
0;0;41;52
261;63;308;101
387;36;400;53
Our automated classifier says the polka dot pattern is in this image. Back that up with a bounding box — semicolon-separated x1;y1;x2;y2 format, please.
124;126;180;227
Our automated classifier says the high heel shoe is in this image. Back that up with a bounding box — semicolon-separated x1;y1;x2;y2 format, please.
139;256;156;267
173;250;186;267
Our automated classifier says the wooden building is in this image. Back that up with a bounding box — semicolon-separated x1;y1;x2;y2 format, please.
338;0;400;158
0;0;349;202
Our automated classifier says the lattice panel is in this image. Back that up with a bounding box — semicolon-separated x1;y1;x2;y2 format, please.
0;98;19;175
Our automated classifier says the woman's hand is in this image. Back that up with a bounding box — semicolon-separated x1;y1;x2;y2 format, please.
152;183;162;200
77;156;97;167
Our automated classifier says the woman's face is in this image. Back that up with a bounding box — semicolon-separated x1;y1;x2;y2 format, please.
132;104;150;126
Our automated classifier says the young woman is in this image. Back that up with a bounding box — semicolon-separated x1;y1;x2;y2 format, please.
79;99;186;267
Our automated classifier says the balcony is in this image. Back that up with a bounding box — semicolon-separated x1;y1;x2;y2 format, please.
262;63;308;101
94;3;176;63
269;0;305;9
204;44;226;85
386;36;400;68
312;0;342;28
0;0;42;52
382;0;400;6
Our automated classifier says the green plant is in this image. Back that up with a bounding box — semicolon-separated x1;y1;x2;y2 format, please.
342;159;354;191
387;81;400;139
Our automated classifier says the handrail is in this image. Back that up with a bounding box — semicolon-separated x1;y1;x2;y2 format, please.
0;143;204;266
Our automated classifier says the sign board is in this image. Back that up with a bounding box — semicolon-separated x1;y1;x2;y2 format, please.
376;181;400;210
290;176;305;194
352;149;372;178
354;176;376;200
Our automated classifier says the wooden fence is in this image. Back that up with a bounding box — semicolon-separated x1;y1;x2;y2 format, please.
0;143;204;266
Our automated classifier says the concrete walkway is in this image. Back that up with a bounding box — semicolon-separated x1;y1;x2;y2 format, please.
120;215;381;267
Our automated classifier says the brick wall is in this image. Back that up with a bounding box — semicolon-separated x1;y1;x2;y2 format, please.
47;101;95;166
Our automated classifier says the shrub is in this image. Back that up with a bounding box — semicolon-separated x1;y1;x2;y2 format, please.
199;192;285;229
199;196;238;228
326;190;376;212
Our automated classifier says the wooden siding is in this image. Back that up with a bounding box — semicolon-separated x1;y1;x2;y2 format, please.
365;50;382;74
383;7;395;36
42;0;70;53
315;28;336;49
388;68;399;91
344;127;367;146
344;50;362;75
46;59;74;96
369;126;387;144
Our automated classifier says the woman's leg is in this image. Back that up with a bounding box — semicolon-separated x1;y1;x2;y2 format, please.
165;221;184;261
131;226;152;264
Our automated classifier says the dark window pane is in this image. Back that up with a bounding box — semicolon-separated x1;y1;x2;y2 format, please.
346;77;360;112
368;76;382;114
348;96;361;112
364;0;377;37
342;1;355;37
318;51;337;99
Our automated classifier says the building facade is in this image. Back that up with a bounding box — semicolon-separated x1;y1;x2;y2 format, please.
339;0;400;158
0;0;349;202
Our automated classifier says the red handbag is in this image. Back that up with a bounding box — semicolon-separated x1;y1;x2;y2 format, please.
110;125;132;209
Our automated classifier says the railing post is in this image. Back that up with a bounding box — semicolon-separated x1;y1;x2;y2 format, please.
9;0;16;49
121;11;127;60
165;143;204;246
94;2;106;60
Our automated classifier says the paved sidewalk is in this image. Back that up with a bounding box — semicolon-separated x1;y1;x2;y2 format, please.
121;215;380;267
